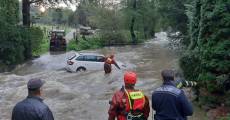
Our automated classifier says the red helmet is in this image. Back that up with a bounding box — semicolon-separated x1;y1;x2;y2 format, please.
124;71;137;84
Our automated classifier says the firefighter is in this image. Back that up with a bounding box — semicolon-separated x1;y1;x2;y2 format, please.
108;71;150;120
104;54;120;74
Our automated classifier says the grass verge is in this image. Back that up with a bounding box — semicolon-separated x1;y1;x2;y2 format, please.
32;37;49;56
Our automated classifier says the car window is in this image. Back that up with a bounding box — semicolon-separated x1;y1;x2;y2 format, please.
96;56;105;62
76;56;85;61
68;54;76;60
85;55;97;62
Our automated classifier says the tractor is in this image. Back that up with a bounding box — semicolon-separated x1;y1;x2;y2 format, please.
49;30;66;51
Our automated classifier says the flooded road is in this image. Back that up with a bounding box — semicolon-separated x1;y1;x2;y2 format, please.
0;32;204;120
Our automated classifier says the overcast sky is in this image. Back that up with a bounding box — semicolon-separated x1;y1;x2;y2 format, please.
18;0;121;11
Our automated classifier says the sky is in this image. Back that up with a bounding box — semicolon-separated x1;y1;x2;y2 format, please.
18;0;121;11
18;0;77;11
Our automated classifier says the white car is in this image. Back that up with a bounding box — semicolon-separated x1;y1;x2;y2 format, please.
66;53;120;72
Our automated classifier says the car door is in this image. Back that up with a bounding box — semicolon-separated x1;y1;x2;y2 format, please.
75;55;86;70
95;56;105;70
85;55;98;70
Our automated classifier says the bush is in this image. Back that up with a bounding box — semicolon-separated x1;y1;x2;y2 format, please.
180;0;230;107
0;0;46;67
0;20;24;64
99;31;130;46
0;20;46;65
179;50;201;82
67;37;103;51
19;26;46;57
29;27;47;56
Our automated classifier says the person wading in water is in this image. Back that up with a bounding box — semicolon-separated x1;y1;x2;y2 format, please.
104;54;120;74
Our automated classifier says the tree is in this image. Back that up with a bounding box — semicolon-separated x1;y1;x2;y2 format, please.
21;0;79;27
121;0;157;43
0;0;19;24
156;0;189;33
0;0;27;64
130;0;137;44
180;0;230;107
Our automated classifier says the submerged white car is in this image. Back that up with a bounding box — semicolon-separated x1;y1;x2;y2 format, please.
66;52;125;72
66;53;105;72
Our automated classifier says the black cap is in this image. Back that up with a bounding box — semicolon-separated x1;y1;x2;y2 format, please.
27;78;45;90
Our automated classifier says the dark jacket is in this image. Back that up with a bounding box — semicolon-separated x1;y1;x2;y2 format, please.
152;81;193;120
12;95;54;120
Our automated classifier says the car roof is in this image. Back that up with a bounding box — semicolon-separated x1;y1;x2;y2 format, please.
79;52;104;57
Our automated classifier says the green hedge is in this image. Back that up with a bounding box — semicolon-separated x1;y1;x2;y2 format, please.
0;21;45;65
180;0;230;107
67;37;103;51
0;21;24;64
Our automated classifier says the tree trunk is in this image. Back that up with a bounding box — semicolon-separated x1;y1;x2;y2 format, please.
130;0;137;44
130;17;137;44
22;0;30;27
142;16;148;39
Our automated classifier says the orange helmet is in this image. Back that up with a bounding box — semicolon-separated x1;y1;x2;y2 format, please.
124;71;137;84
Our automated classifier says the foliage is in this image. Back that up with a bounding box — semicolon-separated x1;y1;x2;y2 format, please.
99;31;130;46
30;6;74;26
67;37;102;51
0;0;24;65
0;22;24;64
121;0;157;43
0;0;46;65
0;0;19;24
179;50;201;82
29;27;49;56
180;0;230;106
155;0;189;34
155;0;192;47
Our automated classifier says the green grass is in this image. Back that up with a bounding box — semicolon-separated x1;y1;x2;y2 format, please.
32;37;49;56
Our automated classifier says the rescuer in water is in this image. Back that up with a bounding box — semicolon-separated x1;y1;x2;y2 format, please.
104;54;120;74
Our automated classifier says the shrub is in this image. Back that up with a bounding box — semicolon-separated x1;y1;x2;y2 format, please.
180;0;230;107
179;50;201;82
29;27;46;56
67;37;103;51
99;31;130;46
0;20;24;64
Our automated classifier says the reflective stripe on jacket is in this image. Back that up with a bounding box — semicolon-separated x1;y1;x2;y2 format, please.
124;89;145;112
108;87;150;120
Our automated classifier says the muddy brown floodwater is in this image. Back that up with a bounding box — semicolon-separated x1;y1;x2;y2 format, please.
0;32;206;120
